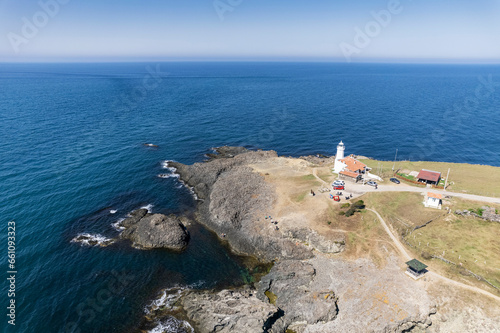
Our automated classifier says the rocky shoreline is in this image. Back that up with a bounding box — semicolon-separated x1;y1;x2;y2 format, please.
140;147;439;333
72;208;191;251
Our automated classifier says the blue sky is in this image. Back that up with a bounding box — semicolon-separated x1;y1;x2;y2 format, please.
0;0;499;62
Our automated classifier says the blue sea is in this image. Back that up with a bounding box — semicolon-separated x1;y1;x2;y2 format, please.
1;62;499;333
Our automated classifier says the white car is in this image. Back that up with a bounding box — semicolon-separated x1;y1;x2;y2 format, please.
366;181;377;187
332;180;345;186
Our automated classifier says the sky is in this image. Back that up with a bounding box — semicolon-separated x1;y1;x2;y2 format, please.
0;0;499;63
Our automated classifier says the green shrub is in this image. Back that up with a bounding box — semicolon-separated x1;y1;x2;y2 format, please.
421;251;432;260
344;200;365;217
341;203;350;208
338;211;345;216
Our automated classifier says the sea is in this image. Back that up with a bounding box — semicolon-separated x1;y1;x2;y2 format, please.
1;62;499;333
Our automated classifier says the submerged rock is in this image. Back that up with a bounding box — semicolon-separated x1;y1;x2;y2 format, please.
120;211;190;250
71;233;116;247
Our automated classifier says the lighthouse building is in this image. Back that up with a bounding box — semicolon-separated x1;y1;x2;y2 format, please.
333;141;372;182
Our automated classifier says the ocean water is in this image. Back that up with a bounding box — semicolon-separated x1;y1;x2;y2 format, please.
1;62;499;333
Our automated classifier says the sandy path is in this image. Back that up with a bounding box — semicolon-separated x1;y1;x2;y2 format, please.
368;208;500;303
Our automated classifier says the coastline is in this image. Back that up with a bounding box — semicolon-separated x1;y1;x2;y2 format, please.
145;147;434;332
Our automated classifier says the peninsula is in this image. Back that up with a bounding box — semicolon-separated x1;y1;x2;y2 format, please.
145;146;500;333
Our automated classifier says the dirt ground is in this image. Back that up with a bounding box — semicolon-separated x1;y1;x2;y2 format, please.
248;156;500;332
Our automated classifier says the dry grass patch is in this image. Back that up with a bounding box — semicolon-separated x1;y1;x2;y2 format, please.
363;192;500;293
359;159;500;197
323;203;393;266
363;192;444;235
409;214;500;293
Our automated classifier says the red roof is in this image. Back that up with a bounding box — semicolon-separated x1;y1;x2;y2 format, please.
427;192;442;199
339;157;367;172
340;170;359;178
417;169;441;182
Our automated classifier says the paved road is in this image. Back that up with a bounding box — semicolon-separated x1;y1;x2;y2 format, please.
347;182;500;204
368;208;500;303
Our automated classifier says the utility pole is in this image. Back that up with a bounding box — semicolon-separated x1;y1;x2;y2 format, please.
392;149;398;171
444;168;450;190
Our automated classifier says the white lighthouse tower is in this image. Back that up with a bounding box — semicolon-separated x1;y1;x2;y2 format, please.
334;140;345;173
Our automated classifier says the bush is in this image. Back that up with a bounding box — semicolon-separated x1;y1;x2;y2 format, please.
341;203;350;208
421;251;432;260
344;200;366;217
327;221;332;225
354;200;365;209
338;211;345;216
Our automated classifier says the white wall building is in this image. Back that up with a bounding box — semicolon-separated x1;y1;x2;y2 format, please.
333;141;345;173
424;192;442;209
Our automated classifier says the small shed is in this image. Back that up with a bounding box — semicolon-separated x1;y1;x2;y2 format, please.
417;169;441;185
424;192;442;209
405;259;428;279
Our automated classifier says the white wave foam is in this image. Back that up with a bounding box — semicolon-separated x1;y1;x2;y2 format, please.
144;282;205;315
148;317;194;333
161;160;177;173
109;209;117;214
145;288;184;315
111;218;125;231
140;204;154;213
177;180;199;201
160;160;200;201
157;173;180;179
71;233;115;247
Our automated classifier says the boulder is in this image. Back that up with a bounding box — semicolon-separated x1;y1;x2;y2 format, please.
120;212;189;250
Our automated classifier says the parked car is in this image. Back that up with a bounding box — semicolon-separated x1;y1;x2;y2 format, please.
332;180;345;186
390;178;400;184
333;185;344;190
366;181;377;187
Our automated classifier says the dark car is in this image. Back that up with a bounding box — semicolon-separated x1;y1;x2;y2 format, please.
390;178;400;184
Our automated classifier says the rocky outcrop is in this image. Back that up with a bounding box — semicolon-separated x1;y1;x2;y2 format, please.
119;210;190;250
170;146;313;261
454;207;500;222
257;260;339;333
180;287;280;333
284;228;345;253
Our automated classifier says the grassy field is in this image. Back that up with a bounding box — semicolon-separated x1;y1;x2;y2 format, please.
323;203;393;267
316;171;335;184
363;191;500;293
363;191;444;232
359;159;500;198
407;215;500;290
290;174;321;202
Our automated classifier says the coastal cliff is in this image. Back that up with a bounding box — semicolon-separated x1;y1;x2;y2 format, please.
170;147;316;261
145;147;441;333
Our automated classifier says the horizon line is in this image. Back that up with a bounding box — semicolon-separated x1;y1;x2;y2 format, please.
1;58;500;65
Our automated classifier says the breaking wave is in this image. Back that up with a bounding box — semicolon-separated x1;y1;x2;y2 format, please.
71;233;115;247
